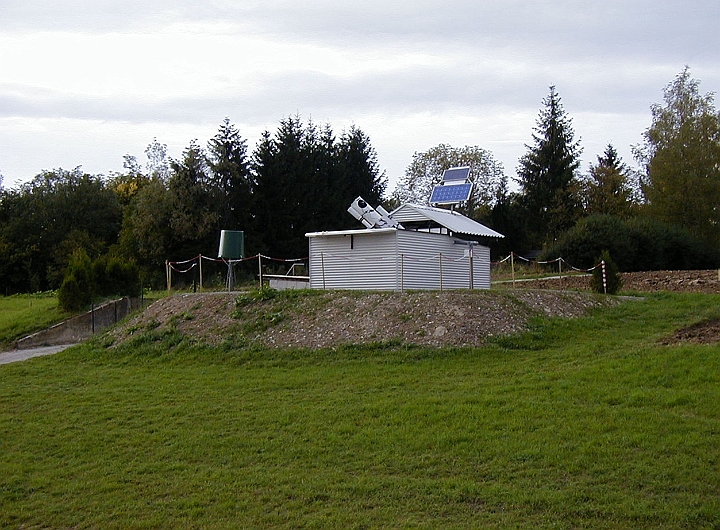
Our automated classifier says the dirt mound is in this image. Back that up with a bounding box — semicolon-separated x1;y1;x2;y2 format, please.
663;319;720;345
515;270;720;294
107;271;720;349
108;290;620;350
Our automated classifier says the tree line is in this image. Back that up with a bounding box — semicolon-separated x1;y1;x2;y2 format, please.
1;68;718;298
0;116;385;295
393;68;720;269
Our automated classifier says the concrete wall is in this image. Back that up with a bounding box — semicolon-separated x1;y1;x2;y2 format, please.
266;275;311;290
16;297;143;349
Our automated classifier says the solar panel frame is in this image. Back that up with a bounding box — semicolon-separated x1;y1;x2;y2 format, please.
430;182;473;204
441;166;471;182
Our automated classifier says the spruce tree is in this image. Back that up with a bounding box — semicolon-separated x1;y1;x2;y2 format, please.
167;140;218;259
337;127;387;223
584;144;639;218
251;117;387;259
517;86;582;247
206;118;253;231
251;117;310;258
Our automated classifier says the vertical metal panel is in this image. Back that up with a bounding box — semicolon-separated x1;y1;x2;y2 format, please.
472;245;491;289
308;231;398;290
395;231;491;290
308;230;492;291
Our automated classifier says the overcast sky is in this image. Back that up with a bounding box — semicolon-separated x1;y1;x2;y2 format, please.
1;0;719;193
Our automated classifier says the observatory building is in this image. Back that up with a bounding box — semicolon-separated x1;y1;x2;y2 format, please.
305;167;504;291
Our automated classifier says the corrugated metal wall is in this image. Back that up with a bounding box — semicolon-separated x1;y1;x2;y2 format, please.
308;231;399;290
308;230;491;290
396;230;490;290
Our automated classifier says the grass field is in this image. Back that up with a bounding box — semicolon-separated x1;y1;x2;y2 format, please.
1;292;719;528
0;293;68;349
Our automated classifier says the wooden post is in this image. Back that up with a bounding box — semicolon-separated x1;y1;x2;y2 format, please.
166;260;171;291
198;255;203;290
559;258;563;289
511;252;516;288
258;254;263;289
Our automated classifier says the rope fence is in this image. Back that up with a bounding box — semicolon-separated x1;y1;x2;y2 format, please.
165;254;309;292
491;252;608;292
166;251;612;294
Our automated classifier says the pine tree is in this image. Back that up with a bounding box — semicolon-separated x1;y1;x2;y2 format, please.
250;117;388;259
337;126;386;223
590;250;622;295
167;140;218;258
584;144;639;218
206;118;253;231
251;117;309;258
517;86;582;246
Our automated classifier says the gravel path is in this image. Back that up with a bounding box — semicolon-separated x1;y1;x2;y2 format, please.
0;344;77;365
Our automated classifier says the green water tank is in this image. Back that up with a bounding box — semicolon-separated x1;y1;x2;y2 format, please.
218;230;244;259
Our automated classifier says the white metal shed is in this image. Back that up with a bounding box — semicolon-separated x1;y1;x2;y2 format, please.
305;204;503;291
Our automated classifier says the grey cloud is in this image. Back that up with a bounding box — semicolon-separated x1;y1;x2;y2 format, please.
0;54;679;128
5;0;718;65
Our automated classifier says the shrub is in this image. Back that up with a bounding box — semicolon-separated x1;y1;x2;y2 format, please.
541;215;635;270
590;250;622;294
93;255;142;298
100;256;141;297
543;215;720;272
59;251;141;311
58;249;94;311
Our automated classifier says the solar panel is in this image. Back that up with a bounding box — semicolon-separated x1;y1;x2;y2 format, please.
441;167;471;182
430;182;473;204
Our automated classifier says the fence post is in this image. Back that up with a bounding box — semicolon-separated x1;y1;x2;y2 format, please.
321;252;326;290
601;260;607;294
511;252;516;288
199;255;203;290
468;246;474;290
439;253;443;291
400;253;405;292
166;260;171;291
258;255;263;289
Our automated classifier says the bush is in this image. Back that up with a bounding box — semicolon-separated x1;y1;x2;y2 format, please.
543;215;720;272
541;215;634;270
58;249;94;311
59;251;141;311
590;250;622;294
95;256;141;298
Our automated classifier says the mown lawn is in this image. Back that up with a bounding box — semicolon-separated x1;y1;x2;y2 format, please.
0;293;68;348
1;292;719;529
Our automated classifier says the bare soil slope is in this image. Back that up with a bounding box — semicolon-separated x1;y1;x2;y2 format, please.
109;290;620;349
108;270;720;349
514;269;720;294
